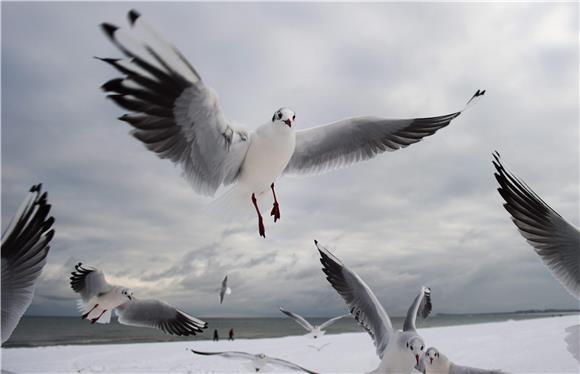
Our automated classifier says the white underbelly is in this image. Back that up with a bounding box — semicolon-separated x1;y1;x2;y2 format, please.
239;129;295;193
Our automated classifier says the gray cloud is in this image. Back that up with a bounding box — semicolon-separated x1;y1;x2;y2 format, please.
1;2;578;319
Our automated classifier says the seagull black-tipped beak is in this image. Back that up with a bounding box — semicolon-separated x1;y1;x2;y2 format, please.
284;119;292;127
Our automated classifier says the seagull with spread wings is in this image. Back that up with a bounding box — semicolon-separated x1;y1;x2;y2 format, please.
279;307;349;339
1;184;55;344
70;263;207;336
189;349;318;373
218;274;231;304
98;9;485;237
315;240;432;373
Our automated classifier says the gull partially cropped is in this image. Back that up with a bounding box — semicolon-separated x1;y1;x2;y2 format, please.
279;307;349;339
315;240;432;373
70;263;207;336
98;9;485;238
189;349;318;373
1;184;55;344
420;347;506;374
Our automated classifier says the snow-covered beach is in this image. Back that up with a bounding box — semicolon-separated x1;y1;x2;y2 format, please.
3;315;578;373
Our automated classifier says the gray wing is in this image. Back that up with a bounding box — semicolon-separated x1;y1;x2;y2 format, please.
116;298;207;336
285;90;485;175
1;184;55;343
315;240;393;359
99;10;250;196
493;152;580;299
69;263;111;302
318;314;350;330
450;363;506;374
267;357;319;374
279;307;315;332
189;349;255;361
403;287;432;332
219;275;227;304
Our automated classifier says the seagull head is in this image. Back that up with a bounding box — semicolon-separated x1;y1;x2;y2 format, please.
404;335;425;366
121;288;134;301
425;347;440;365
272;108;295;128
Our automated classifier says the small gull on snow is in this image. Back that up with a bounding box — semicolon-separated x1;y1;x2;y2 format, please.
70;263;207;336
315;240;432;373
1;184;55;344
420;347;506;374
98;9;485;238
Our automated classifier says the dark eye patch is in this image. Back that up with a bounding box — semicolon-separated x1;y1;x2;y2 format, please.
278;112;282;119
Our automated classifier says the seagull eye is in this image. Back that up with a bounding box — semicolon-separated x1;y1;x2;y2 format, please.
293;115;296;120
278;112;282;120
421;346;424;350
406;343;409;348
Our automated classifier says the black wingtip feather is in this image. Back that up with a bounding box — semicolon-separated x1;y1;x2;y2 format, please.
100;23;119;40
128;9;141;26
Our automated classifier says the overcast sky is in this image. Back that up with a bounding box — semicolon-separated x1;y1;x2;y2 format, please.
1;2;578;318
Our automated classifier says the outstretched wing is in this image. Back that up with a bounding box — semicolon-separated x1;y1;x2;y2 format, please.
285;90;484;175
279;307;315;332
493;152;580;299
69;263;111;303
315;240;393;359
219;275;228;304
1;184;55;343
189;349;254;360
318;314;350;330
116;298;207;336
403;287;432;332
268;356;319;374
99;10;250;196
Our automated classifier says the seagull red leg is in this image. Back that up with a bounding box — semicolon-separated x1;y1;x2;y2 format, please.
82;304;99;320
91;309;107;324
251;193;266;238
270;183;281;222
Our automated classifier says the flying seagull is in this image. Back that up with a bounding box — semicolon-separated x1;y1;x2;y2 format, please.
218;274;232;304
492;152;580;299
70;263;207;336
315;240;432;373
189;349;318;373
279;307;349;339
308;342;332;352
420;347;505;374
98;9;485;238
1;184;55;344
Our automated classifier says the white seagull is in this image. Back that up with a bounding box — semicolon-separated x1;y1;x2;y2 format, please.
1;184;55;344
279;307;349;339
420;347;505;374
189;349;318;373
492;152;579;299
70;263;207;336
315;240;432;373
218;274;232;304
98;9;485;237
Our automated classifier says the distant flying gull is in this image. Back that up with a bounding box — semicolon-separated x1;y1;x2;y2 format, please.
189;349;318;373
420;347;505;374
98;9;485;238
70;263;207;336
279;307;349;339
218;274;232;304
1;184;55;344
315;240;432;373
308;342;331;352
492;152;580;299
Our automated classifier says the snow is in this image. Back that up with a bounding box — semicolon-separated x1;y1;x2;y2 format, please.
2;315;579;373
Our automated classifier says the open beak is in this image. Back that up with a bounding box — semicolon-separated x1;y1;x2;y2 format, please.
416;355;420;365
284;119;292;127
430;357;433;364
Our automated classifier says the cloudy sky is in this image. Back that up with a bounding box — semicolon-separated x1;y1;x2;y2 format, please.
2;2;578;318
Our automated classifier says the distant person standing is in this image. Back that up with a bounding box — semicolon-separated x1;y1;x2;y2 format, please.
213;329;219;342
228;328;234;341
